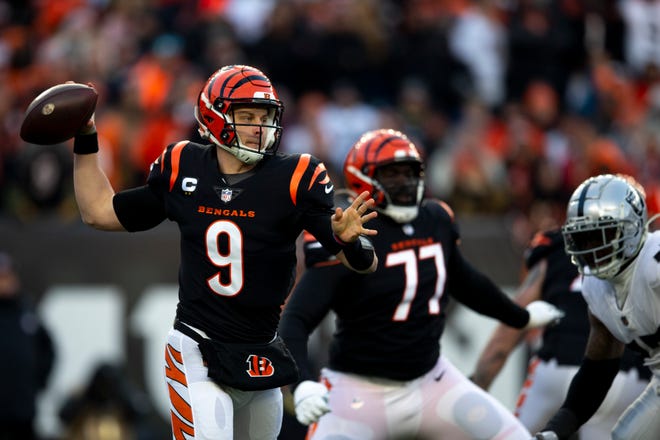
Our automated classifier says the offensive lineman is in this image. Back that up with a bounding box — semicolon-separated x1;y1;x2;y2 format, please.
69;65;378;439
533;174;660;439
279;129;565;439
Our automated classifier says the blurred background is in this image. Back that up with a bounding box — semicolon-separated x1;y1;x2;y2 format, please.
2;0;660;438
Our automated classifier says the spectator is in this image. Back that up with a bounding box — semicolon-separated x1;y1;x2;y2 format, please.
58;362;158;440
0;251;55;440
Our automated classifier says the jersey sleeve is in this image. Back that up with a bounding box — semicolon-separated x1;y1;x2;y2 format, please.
146;141;189;194
113;185;166;231
113;141;188;231
291;154;343;256
447;246;529;328
424;199;461;242
525;229;562;269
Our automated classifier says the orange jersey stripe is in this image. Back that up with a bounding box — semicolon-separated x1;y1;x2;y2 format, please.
168;141;188;192
309;162;329;190
530;231;552;248
303;230;317;243
290;154;311;206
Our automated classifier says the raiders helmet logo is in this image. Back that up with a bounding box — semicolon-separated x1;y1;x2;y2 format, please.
246;354;275;377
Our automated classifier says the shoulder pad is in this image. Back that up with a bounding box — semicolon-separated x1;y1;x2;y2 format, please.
422;198;455;222
525;229;563;269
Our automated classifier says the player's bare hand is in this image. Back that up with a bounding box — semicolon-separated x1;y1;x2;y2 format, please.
332;190;378;243
65;81;97;135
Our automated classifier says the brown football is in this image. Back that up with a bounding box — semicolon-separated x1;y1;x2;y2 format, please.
20;83;98;145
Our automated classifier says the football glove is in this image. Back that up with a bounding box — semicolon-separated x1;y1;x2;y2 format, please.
293;380;330;425
532;431;559;440
524;300;565;330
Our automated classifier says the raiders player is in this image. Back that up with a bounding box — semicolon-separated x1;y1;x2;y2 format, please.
279;129;564;439
472;228;650;439
534;174;660;440
70;65;378;439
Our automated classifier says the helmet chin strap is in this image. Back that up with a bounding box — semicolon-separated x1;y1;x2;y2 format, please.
218;142;264;165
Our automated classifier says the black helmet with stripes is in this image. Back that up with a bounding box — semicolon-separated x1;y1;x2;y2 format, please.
562;174;647;279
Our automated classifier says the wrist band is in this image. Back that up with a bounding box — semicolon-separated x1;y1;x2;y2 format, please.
333;233;349;246
73;132;99;155
340;236;375;271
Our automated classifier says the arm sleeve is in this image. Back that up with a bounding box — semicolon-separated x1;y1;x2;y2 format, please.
113;185;167;232
279;264;345;387
543;357;620;438
447;250;529;328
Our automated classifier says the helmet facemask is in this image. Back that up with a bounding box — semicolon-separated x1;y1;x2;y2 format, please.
373;162;424;223
196;98;283;165
563;219;635;278
561;174;647;280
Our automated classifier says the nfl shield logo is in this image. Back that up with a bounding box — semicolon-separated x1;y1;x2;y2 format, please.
221;188;233;203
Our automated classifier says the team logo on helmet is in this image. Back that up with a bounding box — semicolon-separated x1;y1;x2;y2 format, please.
246;354;275;377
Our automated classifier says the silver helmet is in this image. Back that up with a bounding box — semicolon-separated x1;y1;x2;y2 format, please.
562;174;647;279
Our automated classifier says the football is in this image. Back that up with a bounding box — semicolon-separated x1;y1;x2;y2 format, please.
20;83;97;145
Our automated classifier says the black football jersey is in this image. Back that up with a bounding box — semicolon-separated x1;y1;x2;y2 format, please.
527;229;588;365
124;141;342;343
526;230;649;378
281;198;528;381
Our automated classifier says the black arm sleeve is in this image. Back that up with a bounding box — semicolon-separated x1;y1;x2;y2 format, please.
279;264;345;388
447;250;529;328
339;235;375;271
112;185;167;232
543;357;620;439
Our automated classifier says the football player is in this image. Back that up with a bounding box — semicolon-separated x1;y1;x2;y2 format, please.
70;65;378;439
279;129;565;439
472;228;650;439
533;174;660;440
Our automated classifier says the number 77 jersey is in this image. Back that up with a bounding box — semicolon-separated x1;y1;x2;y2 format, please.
146;141;342;344
295;198;460;381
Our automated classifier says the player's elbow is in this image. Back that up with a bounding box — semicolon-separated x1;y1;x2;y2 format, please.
78;206;123;231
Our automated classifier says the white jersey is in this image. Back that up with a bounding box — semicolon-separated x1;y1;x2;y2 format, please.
582;231;660;375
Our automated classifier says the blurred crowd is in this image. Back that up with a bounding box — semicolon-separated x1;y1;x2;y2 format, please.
3;0;660;247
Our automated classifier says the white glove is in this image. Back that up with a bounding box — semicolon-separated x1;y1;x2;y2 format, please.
524;300;565;330
293;380;330;425
533;431;559;440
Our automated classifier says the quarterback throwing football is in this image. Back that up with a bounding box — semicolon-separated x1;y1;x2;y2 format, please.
70;65;378;439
